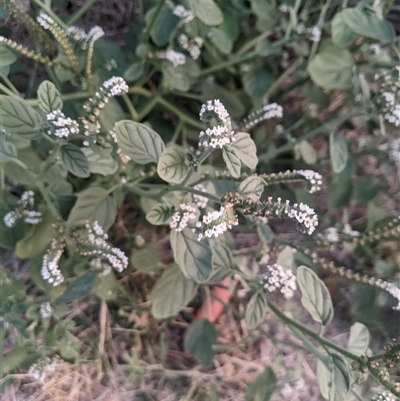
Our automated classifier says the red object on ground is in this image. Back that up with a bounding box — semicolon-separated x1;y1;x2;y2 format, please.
195;278;233;323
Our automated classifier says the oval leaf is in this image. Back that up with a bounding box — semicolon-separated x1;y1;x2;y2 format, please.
231;132;258;169
114;120;165;164
82;144;118;176
245;290;268;329
297;266;333;326
184;318;217;366
37;81;63;114
347;322;370;356
157;146;189;183
0;95;42;138
68;187;116;231
151;264;198;319
238;176;266;200
243;70;273;99
131;245;162;274
146;203;174;225
222;145;241;178
189;0;223;26
170;228;213;283
60;143;90;178
329;132;348;174
308;46;354;89
331;12;357;48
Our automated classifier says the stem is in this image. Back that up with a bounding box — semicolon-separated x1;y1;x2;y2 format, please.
267;299;359;361
31;0;67;29
236;30;272;56
122;94;139;120
67;0;99;25
35;180;59;217
0;82;22;99
137;95;160;121
258;111;364;162
167;119;184;145
0;75;20;94
156;185;221;203
144;0;166;42
309;0;333;61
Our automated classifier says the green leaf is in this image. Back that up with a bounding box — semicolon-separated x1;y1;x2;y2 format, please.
231;132;258;170
82;143;119;176
297;266;333;326
327;179;352;211
243;70;273;98
255;38;275;56
151;264;198;319
163;63;191;92
353;178;380;203
184;318;217;366
0;131;17;162
60;143;91;178
302;84;330;109
68;187;116;231
56;272;96;304
245;367;277;401
250;0;276;22
222;145;241;178
0;45;17;66
37;80;63;114
189;0;223;26
330;132;348;174
92;272;119;300
210;240;234;271
331;12;357;48
347;322;370;356
308;45;354;89
98;98;125;133
15;209;57;258
170;228;213;283
157;146;189;183
145;7;179;46
210;27;233;55
146;203;174;225
341;8;395;44
0;95;42;138
296;140;317;165
238;176;266;200
245;290;268;329
124;61;144;82
115;120;165;164
131;245;162;274
276;246;296;270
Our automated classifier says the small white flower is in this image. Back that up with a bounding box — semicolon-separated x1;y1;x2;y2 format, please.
135;234;145;247
193;184;209;208
241;103;283;130
343;224;360;237
372;391;395;401
172;5;194;23
388;139;400;163
279;4;289;12
170;204;197;232
46;110;80;138
261;263;297;299
150;49;186;67
324;227;339;243
296;169;323;193
28;357;59;383
307;26;321;42
3;211;18;227
40;302;52;319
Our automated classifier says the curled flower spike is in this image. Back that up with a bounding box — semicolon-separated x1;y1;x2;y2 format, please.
260;263;297;299
178;34;203;60
77;221;128;272
372;392;395;401
223;193;319;235
41;238;65;287
170;204;197;232
46;110;79;138
149;49;186;67
40;302;52;319
3;191;42;228
240;103;283;131
173;5;194;23
200;99;230;124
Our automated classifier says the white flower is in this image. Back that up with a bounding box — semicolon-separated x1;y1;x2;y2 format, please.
343;224;360;237
3;191;42;228
150;49;186;67
241;103;283;130
40;302;52;319
172;5;194;23
296;169;323;193
41;240;64;287
261;263;297;299
324;227;339;243
3;211;18;227
102;76;129;97
170;204;197;232
296;24;306;35
307;26;321;42
200;99;230;123
193;184;209;208
28;357;59;383
46;110;80;138
105;58;118;71
87;26;104;42
135;234;145;247
382;92;400;127
388;138;400;163
287;202;318;235
372;391;395;401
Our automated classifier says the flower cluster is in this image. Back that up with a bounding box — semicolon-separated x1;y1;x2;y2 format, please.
150;49;186;67
372;392;395;401
46;110;79;138
40;302;52;319
77;221;128;273
223;193;319;235
324;227;339;243
41;238;65;287
82;77;129;135
389;139;400;163
89;257;112;277
28;356;59;383
260;263;297;299
170;204;197;232
307;26;321;42
193;184;209;208
382;92;400;127
376;66;400;127
240;103;283;130
65;25;88;47
199;100;234;148
86;25;104;43
377;280;400;311
172;5;194;23
196;204;238;241
3;191;42;228
178;34;203;60
296;170;323;193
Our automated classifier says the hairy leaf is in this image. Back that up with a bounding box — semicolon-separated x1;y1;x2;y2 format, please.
222;145;241;178
231;132;258;169
60;143;91;178
157;146;189;183
37;81;63;114
245;290;268;329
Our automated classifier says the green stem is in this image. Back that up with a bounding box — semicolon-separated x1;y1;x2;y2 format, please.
236;30;272;56
137;95;160;121
156;185;221;203
35;180;59;217
0;75;20;94
67;0;99;25
0;82;22;98
167;119;184;145
122;94;139;120
144;0;166;42
258;111;364;162
267;299;359;361
309;0;333;61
